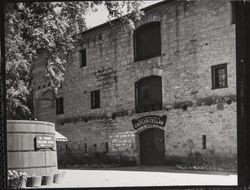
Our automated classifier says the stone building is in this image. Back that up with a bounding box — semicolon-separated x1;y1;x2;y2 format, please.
32;0;237;170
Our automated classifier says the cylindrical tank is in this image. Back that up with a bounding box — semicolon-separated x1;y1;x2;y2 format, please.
7;120;58;176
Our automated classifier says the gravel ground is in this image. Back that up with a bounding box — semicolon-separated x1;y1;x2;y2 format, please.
40;166;237;188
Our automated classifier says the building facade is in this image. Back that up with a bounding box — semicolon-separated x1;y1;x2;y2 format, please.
33;0;237;170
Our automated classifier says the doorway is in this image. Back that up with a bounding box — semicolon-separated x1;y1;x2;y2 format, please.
139;128;165;165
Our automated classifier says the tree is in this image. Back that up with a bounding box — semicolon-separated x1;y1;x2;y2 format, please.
5;1;144;119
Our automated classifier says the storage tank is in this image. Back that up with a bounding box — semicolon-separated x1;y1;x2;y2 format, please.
7;120;58;176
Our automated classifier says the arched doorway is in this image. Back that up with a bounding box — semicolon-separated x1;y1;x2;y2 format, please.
139;128;165;165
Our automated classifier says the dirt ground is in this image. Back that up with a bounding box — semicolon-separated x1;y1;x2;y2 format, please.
41;166;237;188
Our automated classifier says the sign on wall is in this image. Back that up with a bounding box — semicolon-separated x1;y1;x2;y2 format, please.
132;115;167;130
35;135;55;150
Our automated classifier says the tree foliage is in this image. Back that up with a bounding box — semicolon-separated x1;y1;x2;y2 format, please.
5;1;143;119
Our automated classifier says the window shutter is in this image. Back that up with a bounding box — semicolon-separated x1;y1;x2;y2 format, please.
134;22;161;61
135;76;162;113
91;90;100;109
80;49;87;67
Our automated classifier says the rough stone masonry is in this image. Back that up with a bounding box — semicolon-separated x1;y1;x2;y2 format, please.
32;0;237;171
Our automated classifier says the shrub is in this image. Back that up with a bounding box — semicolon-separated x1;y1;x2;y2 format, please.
58;154;93;166
8;170;27;189
205;154;237;172
174;152;209;171
58;152;137;168
175;152;237;172
119;154;137;166
165;155;186;166
187;152;208;167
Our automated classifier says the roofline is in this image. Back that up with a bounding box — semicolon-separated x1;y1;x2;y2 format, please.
79;0;175;36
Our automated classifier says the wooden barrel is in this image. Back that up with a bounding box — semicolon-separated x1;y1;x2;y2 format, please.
7;120;58;176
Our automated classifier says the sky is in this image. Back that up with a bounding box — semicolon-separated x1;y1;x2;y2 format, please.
85;1;164;29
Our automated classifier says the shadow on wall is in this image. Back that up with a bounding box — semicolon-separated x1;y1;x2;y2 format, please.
57;149;236;172
166;152;237;172
57;151;137;168
56;141;236;172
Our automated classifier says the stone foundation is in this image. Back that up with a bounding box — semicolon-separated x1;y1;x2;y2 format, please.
56;102;236;171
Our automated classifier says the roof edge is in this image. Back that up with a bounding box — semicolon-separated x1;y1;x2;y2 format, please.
79;0;175;36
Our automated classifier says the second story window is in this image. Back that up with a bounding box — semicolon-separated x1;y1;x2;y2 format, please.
79;49;87;68
134;22;161;61
56;97;64;115
211;63;228;89
91;90;100;109
135;76;162;113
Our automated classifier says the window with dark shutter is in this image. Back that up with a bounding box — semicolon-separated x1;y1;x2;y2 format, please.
79;49;87;68
56;97;64;115
202;135;206;149
134;22;161;61
105;142;108;153
91;90;100;109
84;143;88;153
135;76;162;113
211;63;228;89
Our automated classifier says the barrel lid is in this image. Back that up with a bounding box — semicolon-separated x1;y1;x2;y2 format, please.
7;120;55;127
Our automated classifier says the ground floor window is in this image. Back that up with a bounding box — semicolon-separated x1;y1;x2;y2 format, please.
56;97;64;115
91;90;100;109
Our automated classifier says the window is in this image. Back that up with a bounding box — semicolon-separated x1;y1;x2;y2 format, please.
91;90;100;109
211;63;228;89
79;49;87;68
202;135;206;149
56;97;64;115
134;22;161;61
135;76;162;113
84;143;88;153
105;142;109;153
230;1;236;25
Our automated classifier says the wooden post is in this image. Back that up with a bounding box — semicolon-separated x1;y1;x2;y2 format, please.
0;1;8;189
236;1;250;186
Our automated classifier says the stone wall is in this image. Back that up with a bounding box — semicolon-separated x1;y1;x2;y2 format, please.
55;100;236;170
56;0;235;115
33;0;237;171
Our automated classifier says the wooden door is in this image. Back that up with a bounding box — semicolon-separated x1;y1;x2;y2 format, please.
140;128;165;165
